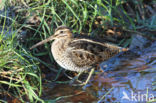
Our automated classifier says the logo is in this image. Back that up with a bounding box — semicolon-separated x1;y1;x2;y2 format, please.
122;88;155;102
122;91;130;101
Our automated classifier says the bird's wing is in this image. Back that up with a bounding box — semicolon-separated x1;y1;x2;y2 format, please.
66;38;121;67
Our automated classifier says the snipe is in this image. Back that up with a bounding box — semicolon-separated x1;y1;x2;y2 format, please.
30;26;125;85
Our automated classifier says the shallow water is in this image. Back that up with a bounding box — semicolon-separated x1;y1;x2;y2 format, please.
42;38;156;103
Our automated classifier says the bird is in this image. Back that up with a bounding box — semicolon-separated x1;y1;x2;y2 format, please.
30;26;126;85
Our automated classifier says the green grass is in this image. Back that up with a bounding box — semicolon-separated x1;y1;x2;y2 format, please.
0;5;43;103
0;0;155;102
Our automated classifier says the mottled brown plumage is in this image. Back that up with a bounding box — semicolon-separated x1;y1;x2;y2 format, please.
30;26;123;72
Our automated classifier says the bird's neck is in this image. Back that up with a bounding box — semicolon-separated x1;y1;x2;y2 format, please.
52;38;72;50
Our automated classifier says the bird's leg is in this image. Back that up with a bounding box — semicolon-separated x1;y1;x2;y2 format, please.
81;68;95;86
71;68;95;86
69;72;83;85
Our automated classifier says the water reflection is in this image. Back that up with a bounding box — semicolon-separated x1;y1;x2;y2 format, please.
97;37;156;102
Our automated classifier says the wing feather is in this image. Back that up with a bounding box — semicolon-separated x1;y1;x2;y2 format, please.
66;38;121;67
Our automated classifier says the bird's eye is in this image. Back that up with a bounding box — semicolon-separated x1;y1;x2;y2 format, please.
60;31;64;34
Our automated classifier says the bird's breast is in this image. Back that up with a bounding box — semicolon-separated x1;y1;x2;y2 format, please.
51;39;89;72
51;39;67;60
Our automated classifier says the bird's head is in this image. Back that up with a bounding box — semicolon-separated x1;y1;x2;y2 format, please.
52;26;72;39
30;26;72;50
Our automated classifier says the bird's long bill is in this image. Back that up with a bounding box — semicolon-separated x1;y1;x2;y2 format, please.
29;35;54;50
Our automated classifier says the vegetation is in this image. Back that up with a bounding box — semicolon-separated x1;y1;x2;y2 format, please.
0;0;155;102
